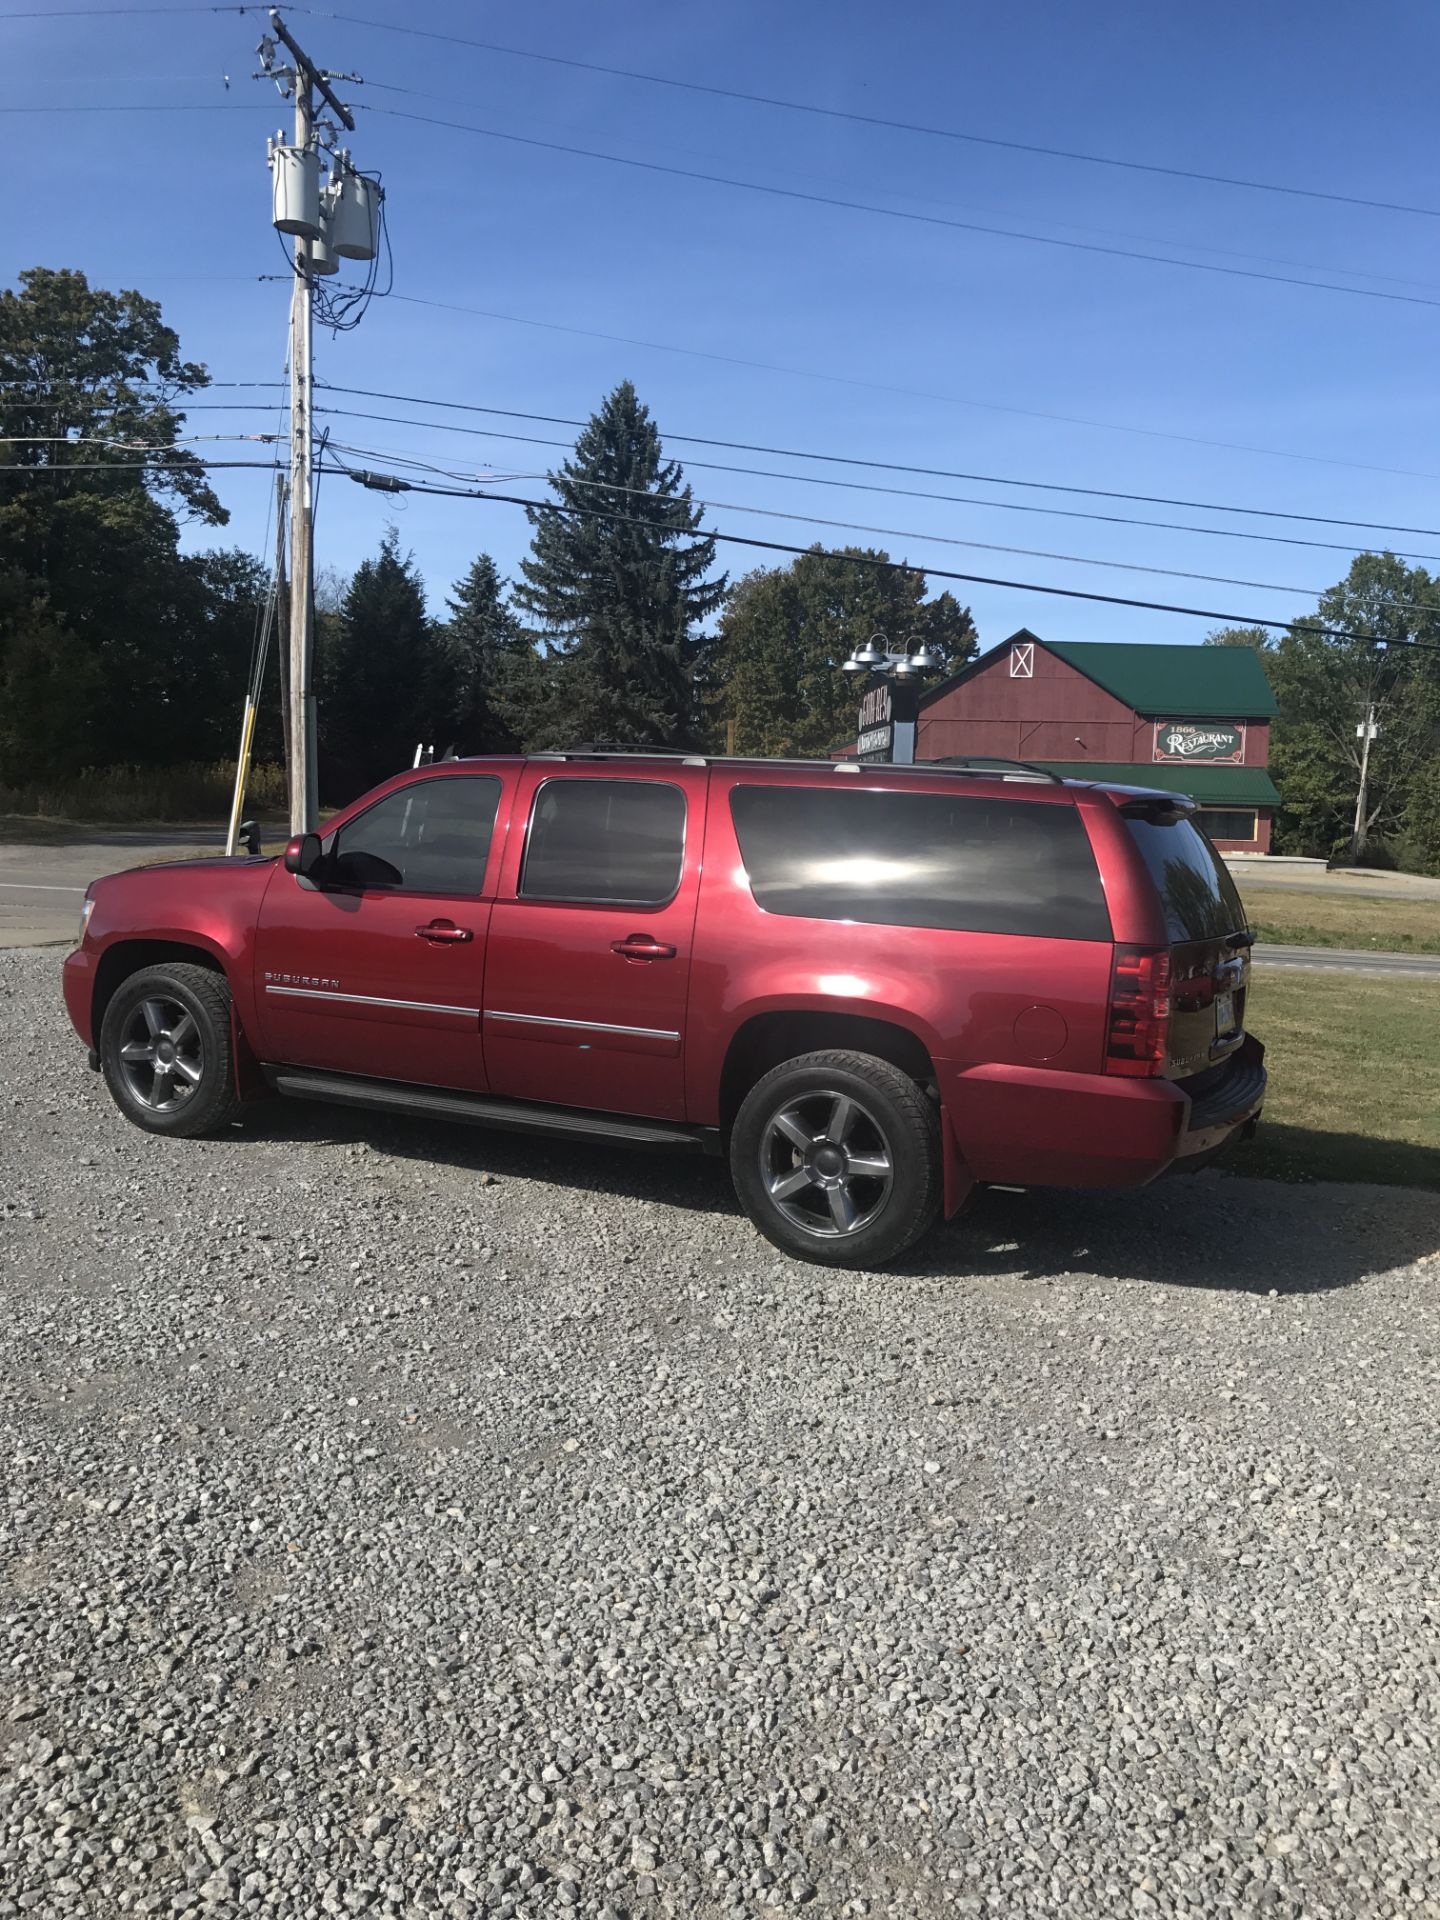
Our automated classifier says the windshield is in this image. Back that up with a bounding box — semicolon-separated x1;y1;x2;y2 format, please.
1125;812;1248;944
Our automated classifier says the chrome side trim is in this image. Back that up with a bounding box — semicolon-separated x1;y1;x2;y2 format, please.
484;1008;680;1043
265;984;479;1017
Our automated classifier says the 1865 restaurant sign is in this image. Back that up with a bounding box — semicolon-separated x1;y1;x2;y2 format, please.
1153;720;1245;764
856;682;894;762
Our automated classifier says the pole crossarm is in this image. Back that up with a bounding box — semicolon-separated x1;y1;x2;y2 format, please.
268;9;356;130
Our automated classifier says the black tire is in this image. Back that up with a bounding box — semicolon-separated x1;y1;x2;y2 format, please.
729;1049;941;1269
98;962;242;1138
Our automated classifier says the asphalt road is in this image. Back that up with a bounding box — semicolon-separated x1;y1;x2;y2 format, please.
0;829;223;947
1258;945;1440;978
3;945;1438;1918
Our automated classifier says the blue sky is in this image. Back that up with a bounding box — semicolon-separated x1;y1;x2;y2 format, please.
6;0;1439;651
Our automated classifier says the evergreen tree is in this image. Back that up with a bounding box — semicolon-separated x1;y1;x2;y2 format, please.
514;381;725;746
712;546;977;758
441;553;543;752
319;528;439;801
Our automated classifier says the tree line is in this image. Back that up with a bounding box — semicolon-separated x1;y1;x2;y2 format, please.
3;267;1439;868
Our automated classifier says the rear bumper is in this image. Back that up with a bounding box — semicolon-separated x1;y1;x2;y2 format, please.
1173;1038;1267;1161
940;1036;1266;1188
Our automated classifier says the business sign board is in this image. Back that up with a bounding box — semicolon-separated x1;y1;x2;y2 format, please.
1153;720;1245;764
856;682;893;763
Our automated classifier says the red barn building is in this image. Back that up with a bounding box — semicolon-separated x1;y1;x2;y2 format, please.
913;630;1281;853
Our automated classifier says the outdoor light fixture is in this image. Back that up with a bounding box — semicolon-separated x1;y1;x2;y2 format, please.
841;634;941;682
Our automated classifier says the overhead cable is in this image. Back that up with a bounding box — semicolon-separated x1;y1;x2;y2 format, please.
370;108;1440;312
320;467;1440;651
313;385;1440;539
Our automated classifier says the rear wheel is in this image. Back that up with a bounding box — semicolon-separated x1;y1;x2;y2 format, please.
98;963;241;1138
730;1049;941;1269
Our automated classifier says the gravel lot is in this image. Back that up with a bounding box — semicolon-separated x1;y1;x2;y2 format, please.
2;945;1438;1919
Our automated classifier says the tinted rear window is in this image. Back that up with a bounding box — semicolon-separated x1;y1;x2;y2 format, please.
521;778;686;905
730;785;1110;940
1124;813;1247;943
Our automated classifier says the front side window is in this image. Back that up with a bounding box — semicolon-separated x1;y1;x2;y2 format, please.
730;784;1111;940
521;778;686;905
328;776;502;894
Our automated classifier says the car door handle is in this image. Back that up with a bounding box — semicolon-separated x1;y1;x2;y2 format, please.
611;934;677;961
415;921;473;943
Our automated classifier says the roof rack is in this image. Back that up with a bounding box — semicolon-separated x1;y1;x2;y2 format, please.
520;747;1069;783
926;755;1066;784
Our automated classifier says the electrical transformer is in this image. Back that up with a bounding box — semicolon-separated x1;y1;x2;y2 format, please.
269;137;322;240
310;201;340;276
327;156;382;261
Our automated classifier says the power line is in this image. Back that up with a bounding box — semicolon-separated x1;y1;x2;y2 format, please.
318;434;1440;612
370;107;1440;313
382;297;1440;484
5;8;1431;224
362;82;1440;297
51;377;1439;537
311;401;1440;564
17;86;1432;297
314;384;1440;541
21;330;1436;491
296;12;1440;222
322;466;1440;652
0;458;282;473
5;4;1437;229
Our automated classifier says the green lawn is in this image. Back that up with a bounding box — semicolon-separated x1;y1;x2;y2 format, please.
1225;968;1440;1190
1237;884;1440;955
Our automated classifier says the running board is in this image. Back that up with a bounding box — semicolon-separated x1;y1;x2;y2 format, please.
267;1067;720;1154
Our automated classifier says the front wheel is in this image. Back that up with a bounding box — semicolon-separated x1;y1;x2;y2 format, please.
730;1050;941;1269
98;962;242;1138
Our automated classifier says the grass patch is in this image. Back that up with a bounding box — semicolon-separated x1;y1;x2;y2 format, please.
0;761;288;825
1226;968;1440;1190
1237;884;1440;954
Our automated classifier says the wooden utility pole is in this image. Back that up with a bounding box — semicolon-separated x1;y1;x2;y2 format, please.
274;469;291;784
267;8;355;833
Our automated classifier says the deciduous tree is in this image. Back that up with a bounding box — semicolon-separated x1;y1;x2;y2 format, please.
712;546;977;758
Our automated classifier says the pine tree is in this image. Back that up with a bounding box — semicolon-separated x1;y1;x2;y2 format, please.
514;381;725;747
319;527;438;801
441;553;542;752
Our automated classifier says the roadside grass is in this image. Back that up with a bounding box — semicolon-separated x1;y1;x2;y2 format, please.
1238;885;1440;955
1226;969;1440;1190
0;761;287;826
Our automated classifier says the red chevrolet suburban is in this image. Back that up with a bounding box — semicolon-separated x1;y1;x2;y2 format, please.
63;751;1265;1268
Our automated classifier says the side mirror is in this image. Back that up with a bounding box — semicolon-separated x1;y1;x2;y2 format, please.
284;832;324;878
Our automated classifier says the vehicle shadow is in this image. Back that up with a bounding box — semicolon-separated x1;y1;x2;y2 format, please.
905;1162;1440;1297
237;1100;1440;1298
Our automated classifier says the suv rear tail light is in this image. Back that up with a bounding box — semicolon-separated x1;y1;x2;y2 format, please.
1105;944;1171;1077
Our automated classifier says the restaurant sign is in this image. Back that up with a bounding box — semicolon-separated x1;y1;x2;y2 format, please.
1153;720;1245;764
856;682;893;763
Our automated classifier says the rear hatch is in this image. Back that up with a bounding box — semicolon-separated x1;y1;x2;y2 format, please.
1119;801;1253;1084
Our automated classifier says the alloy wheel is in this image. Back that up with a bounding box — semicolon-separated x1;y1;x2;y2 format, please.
759;1087;894;1238
117;995;204;1113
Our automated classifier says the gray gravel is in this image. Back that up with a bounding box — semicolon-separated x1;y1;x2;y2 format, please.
2;945;1438;1919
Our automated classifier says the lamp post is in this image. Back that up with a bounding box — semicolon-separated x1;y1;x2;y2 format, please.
841;634;943;763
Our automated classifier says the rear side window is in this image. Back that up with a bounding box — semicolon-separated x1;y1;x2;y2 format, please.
521;778;686;905
329;776;501;894
1124;812;1247;943
730;785;1111;940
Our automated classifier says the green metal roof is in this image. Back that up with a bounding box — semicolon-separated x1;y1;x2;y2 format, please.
1037;761;1282;807
1041;640;1278;719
